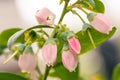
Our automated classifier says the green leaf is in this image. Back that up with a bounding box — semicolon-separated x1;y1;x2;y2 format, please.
18;72;30;79
7;25;53;50
56;32;65;63
77;0;105;13
49;64;79;80
93;0;105;13
0;28;24;46
77;0;94;11
76;27;116;54
0;72;29;80
59;0;64;5
112;64;120;80
0;46;6;55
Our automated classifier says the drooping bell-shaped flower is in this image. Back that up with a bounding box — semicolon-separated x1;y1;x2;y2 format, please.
62;50;78;72
41;39;57;66
87;13;113;34
18;54;37;72
67;36;81;54
35;7;56;25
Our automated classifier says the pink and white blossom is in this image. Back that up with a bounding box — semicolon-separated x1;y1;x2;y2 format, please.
67;36;81;54
90;13;113;34
35;7;56;25
41;43;57;66
62;50;78;72
18;54;37;72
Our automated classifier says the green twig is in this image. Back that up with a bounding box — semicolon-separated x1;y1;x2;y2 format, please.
39;29;49;37
68;1;88;15
4;36;32;64
87;30;96;48
43;1;70;80
71;9;95;48
43;65;51;80
58;1;69;24
71;10;85;23
79;8;88;15
4;50;18;64
51;1;69;37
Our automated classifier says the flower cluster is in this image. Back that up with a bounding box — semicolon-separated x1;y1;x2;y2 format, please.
62;36;81;72
36;8;81;71
3;0;116;80
14;7;113;72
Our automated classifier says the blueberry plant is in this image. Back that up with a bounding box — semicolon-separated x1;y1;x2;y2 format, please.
0;0;119;80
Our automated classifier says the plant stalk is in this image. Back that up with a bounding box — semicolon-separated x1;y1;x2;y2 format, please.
71;10;85;23
71;9;95;48
4;50;18;64
43;1;70;80
87;30;96;48
58;1;69;24
43;65;51;80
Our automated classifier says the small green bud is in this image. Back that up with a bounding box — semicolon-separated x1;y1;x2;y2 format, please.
14;44;25;52
62;43;69;51
82;23;92;31
24;45;33;53
45;38;58;45
87;13;97;22
67;31;75;39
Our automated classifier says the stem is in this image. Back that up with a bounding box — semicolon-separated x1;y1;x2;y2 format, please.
68;1;88;15
71;10;85;23
4;50;18;64
43;1;70;80
43;65;51;80
75;4;88;15
39;29;49;37
25;37;32;46
58;1;69;24
87;30;96;48
4;37;31;64
42;31;49;37
80;8;88;15
51;1;69;37
70;10;95;48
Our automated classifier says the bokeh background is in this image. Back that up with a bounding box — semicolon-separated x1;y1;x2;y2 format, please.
0;0;120;80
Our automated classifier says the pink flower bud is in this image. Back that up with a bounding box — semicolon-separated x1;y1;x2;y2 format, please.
67;37;81;54
41;43;57;66
18;54;37;72
62;50;78;72
35;7;56;25
89;13;113;34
